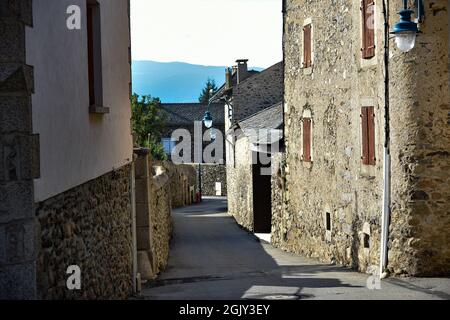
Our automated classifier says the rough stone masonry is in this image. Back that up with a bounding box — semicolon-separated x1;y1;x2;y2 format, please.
277;0;449;276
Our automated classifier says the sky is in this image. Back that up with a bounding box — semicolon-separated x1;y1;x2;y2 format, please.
130;0;283;68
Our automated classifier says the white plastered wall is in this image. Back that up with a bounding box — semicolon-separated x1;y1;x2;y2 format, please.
26;0;133;202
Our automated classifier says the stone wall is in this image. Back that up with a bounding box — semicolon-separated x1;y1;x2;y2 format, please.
196;164;227;196
387;0;449;276
227;135;254;231
149;168;172;276
0;0;39;300
36;164;133;300
156;160;197;208
280;0;449;276
271;152;287;248
135;152;197;284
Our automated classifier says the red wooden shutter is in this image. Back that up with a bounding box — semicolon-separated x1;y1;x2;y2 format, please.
303;118;312;162
87;5;95;105
303;24;312;68
361;106;376;165
361;107;369;165
361;0;375;59
367;106;376;165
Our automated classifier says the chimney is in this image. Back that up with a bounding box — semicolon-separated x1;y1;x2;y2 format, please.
225;67;232;90
236;59;249;84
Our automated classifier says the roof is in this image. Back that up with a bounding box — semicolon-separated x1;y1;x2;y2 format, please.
236;102;284;145
211;68;260;102
160;103;225;126
238;102;283;132
232;61;284;122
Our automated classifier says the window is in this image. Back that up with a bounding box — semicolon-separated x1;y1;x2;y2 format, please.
363;233;370;248
303;24;312;68
361;106;376;165
326;212;331;231
161;138;176;155
87;0;104;110
361;0;375;59
302;117;312;162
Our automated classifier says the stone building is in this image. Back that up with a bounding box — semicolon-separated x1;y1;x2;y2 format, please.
217;60;284;232
278;0;449;276
0;0;135;299
159;103;227;196
227;103;284;233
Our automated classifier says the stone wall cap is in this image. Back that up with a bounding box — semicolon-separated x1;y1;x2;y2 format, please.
133;148;150;156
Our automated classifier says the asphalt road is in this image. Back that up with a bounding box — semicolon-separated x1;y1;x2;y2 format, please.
141;197;450;300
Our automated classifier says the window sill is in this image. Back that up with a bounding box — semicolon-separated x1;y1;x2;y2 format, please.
302;66;313;75
359;163;377;179
360;56;377;69
89;105;110;114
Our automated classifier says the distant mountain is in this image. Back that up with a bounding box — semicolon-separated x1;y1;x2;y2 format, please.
132;60;263;103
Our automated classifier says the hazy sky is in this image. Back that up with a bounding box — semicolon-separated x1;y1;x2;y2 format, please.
130;0;282;68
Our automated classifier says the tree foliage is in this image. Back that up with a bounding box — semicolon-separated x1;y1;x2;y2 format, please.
131;94;167;160
198;78;218;104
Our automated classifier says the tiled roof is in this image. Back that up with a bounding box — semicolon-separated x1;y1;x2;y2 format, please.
238;101;283;131
237;102;283;145
212;69;260;102
232;61;284;122
160;103;225;126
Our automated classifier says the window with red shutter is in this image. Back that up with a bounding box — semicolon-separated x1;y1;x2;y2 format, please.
361;107;376;165
361;0;375;59
303;118;312;162
87;0;103;108
303;24;312;68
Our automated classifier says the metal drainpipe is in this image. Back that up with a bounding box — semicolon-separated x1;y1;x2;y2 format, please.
380;0;391;279
131;156;138;293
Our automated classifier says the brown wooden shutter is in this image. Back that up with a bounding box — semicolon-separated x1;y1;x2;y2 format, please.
361;0;375;59
303;118;312;162
361;106;376;165
87;5;95;105
303;24;312;68
361;107;369;165
367;106;376;165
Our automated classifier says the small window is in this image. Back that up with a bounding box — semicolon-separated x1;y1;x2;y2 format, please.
326;212;331;231
361;0;375;59
87;0;103;108
363;233;370;248
361;106;376;165
161;138;176;155
303;24;312;68
302;117;312;162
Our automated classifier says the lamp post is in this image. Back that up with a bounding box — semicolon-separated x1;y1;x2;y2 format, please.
198;91;215;201
391;0;422;52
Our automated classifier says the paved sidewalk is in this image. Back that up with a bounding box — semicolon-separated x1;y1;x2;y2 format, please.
141;197;450;300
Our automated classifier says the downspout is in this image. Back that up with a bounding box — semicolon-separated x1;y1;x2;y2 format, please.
380;0;391;279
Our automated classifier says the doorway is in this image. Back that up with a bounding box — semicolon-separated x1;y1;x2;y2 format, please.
252;154;272;233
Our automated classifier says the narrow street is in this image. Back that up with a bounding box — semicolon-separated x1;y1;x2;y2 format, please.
141;198;450;300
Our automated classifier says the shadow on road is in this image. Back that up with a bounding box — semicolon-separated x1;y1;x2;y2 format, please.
141;197;369;300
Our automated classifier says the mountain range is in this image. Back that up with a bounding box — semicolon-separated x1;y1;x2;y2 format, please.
131;60;263;103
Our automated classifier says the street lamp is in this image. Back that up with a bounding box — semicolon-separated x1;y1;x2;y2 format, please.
391;0;422;53
203;111;213;129
198;92;216;202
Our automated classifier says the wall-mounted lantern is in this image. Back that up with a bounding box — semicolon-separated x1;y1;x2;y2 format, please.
203;111;213;129
391;0;424;53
